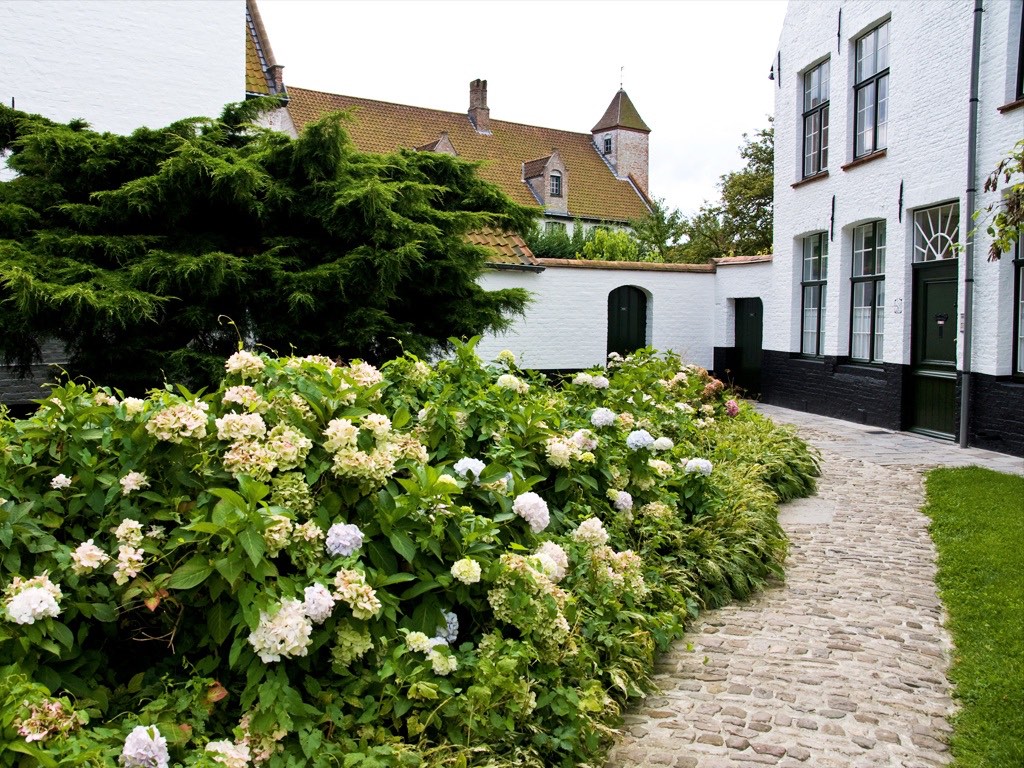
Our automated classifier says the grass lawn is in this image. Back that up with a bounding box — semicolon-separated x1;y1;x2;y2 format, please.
924;466;1024;768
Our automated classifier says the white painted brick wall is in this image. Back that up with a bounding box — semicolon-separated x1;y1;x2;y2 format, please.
0;1;243;133
771;0;1022;376
475;266;717;369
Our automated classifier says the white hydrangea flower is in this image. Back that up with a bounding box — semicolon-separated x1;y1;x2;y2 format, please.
215;413;267;442
496;349;516;366
119;725;169;768
648;459;673;476
683;458;714;476
435;474;462;493
427;648;458;676
512;491;550;533
534;541;569;582
248;598;313;663
591;375;610;389
323;418;359;452
205;740;251;768
121;397;147;417
325;523;364;557
496;373;529;394
544;437;576;468
676;402;696;415
71;539;110;575
119;471;150;496
436;611;459;645
572;372;594;386
590;407;617;428
224;350;265;380
114;519;145;547
266;425;313;471
625;429;655;451
50;474;72;490
302;583;336;624
113;545;145;585
222;385;266;412
361;413;392;438
453;457;486;481
652;436;674;452
347;361;383;387
450;558;482;585
572;517;609;547
145;402;208;443
333;569;382;620
5;580;62;625
406;631;432;653
571;429;598;452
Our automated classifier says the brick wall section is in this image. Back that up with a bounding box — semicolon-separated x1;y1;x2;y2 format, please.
613;129;649;195
967;374;1024;457
760;351;904;430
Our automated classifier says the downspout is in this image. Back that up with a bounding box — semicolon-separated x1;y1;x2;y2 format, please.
960;0;983;448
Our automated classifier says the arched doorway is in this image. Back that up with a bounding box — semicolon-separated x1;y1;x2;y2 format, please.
607;285;648;357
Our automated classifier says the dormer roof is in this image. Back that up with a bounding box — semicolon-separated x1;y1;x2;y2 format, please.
245;0;286;98
591;89;650;134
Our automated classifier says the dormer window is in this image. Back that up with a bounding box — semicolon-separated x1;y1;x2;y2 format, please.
603;135;612;155
550;171;562;197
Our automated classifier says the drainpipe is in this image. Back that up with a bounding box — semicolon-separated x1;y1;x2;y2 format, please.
960;0;982;448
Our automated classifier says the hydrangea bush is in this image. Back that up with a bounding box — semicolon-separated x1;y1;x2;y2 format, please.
0;342;818;767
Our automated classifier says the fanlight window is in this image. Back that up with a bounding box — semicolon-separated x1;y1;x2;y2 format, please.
913;203;959;262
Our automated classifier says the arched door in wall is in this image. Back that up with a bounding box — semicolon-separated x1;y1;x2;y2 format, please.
607;286;648;358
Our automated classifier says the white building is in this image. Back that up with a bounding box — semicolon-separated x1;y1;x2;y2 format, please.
756;0;1023;456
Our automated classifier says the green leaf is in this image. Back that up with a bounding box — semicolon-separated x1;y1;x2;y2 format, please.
207;602;233;645
389;531;417;564
167;555;214;590
238;526;266;567
48;620;74;650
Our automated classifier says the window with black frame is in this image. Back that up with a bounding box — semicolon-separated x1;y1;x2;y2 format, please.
550;171;562;197
801;233;828;356
851;221;886;362
803;59;830;177
854;21;889;158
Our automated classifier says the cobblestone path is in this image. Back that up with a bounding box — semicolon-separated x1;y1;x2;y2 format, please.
605;447;957;767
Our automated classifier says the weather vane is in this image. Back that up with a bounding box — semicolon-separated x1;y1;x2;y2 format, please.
620;66;624;90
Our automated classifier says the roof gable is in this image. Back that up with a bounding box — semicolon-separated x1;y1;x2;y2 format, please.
245;0;286;98
286;87;650;223
591;89;650;134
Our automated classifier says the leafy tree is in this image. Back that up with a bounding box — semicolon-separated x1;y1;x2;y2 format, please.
629;198;687;261
0;100;535;392
978;137;1023;261
522;220;589;260
578;228;641;261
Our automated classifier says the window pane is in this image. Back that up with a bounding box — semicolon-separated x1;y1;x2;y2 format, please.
854;225;866;276
802;286;820;355
876;221;886;272
856;85;875;156
876;75;889;149
856;32;874;82
876;22;889;71
852;282;872;359
875;279;885;361
804;113;820;176
821;105;829;170
821;59;830;100
914;204;960;262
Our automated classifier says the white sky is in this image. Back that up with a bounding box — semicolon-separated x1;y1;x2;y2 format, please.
257;0;786;217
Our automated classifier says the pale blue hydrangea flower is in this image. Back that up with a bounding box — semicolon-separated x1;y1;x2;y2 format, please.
626;429;655;451
326;523;364;557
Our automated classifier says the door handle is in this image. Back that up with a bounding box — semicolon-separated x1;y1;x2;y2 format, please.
935;313;948;337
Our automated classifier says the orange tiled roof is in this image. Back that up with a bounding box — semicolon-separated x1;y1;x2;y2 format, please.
466;229;542;270
286;87;650;224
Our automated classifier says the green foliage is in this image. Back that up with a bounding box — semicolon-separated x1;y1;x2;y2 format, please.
628;199;688;263
0;102;535;393
977;137;1023;262
522;221;590;260
0;345;818;766
923;467;1024;767
577;229;640;262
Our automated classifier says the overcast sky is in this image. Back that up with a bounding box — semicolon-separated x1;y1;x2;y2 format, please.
258;0;786;217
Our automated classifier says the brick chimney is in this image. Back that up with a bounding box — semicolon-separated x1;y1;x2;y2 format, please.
468;79;490;134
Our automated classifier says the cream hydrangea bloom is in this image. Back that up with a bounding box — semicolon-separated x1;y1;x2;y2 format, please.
450;558;482;585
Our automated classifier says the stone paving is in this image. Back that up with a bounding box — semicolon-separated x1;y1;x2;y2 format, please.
605;405;1022;768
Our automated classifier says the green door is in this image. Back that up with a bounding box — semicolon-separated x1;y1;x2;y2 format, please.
734;298;763;395
607;286;648;358
910;261;958;438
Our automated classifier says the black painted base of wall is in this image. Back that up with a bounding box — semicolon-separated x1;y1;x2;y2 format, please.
742;350;1024;459
966;373;1024;458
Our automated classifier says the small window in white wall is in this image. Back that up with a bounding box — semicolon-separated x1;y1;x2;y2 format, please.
801;233;828;356
550;171;562;197
913;203;960;262
851;221;886;362
603;135;612;155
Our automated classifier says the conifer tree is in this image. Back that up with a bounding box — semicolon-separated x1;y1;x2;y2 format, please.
0;100;534;392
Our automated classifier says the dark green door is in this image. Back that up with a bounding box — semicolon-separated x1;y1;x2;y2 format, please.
734;298;763;395
607;286;647;357
910;261;958;438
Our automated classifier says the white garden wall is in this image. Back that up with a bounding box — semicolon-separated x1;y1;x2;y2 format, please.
476;261;718;370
